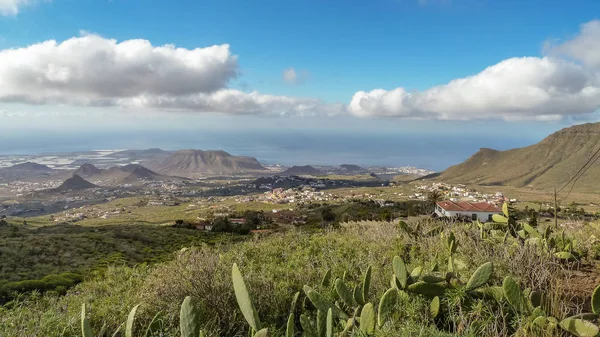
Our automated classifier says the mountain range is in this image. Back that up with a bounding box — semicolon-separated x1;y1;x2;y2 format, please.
436;122;600;192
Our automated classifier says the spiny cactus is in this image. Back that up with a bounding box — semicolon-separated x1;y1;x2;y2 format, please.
303;285;349;320
502;276;528;314
393;256;408;289
125;303;141;337
407;281;446;297
326;308;334;337
180;296;201;337
465;262;493;291
286;313;295;337
430;296;440;319
559;318;599;337
592;285;600;315
232;263;262;332
300;313;317;337
81;303;92;337
360;302;375;335
362;265;372;303
317;309;326;337
377;288;397;327
321;269;332;288
335;278;355;308
290;291;300;315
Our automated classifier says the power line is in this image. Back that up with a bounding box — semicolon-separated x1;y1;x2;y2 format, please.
560;151;600;202
556;146;600;195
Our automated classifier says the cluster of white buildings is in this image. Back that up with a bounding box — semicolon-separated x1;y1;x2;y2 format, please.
4;180;62;194
256;187;338;204
413;183;516;205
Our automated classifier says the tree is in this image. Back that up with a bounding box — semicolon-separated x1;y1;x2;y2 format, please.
427;190;443;204
321;209;336;223
212;217;233;232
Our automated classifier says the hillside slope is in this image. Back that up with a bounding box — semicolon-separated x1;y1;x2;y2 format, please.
73;164;184;185
54;175;98;192
438;123;600;191
150;150;265;176
280;165;323;176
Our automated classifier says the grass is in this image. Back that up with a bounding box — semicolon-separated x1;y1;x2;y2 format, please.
2;214;599;336
0;221;245;304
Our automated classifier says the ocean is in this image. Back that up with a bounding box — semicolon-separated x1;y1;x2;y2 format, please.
0;129;542;171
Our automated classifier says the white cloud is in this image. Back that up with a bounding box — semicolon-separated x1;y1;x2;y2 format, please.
282;67;309;85
547;20;600;68
349;21;600;121
283;68;297;84
0;33;238;106
0;33;342;116
0;0;44;16
118;89;346;116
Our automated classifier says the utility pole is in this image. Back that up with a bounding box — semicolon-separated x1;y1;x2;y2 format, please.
554;189;558;229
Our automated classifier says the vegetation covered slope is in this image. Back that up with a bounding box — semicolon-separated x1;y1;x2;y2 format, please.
150;150;266;176
0;222;234;303
2;217;599;337
438;122;600;191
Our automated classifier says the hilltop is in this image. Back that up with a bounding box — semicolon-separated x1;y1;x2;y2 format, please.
437;122;600;191
73;163;184;185
150;150;266;177
74;163;103;176
3;162;53;171
339;164;366;173
0;162;57;182
280;165;323;176
54;175;98;192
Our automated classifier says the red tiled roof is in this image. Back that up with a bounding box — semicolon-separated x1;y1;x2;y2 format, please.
436;201;502;213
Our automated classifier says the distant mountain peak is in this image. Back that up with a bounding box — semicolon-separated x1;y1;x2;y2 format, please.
75;163;103;176
150;149;265;177
6;162;53;171
280;165;323;176
55;174;98;191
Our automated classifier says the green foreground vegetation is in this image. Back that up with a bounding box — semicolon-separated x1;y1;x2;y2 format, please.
3;202;600;336
0;222;244;304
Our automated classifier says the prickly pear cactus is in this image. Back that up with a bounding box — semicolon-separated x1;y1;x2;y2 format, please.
360;302;375;335
180;296;201;337
232;263;262;331
378;288;397;327
465;262;493;291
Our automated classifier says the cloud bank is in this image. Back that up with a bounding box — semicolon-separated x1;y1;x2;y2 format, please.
348;21;600;121
348;57;600;120
0;33;343;116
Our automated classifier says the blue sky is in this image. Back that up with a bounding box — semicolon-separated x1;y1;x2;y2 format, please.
2;0;598;101
0;0;600;162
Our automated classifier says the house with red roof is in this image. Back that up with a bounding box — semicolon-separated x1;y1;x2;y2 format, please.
435;201;502;222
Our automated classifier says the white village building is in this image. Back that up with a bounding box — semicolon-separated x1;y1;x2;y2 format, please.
435;201;502;222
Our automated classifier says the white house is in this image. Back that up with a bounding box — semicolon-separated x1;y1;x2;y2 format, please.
435;201;502;222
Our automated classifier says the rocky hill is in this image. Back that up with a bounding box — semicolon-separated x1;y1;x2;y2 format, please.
280;165;323;176
340;164;366;173
0;162;57;182
150;150;266;177
74;163;103;176
437;122;600;191
54;175;98;192
73;163;183;185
